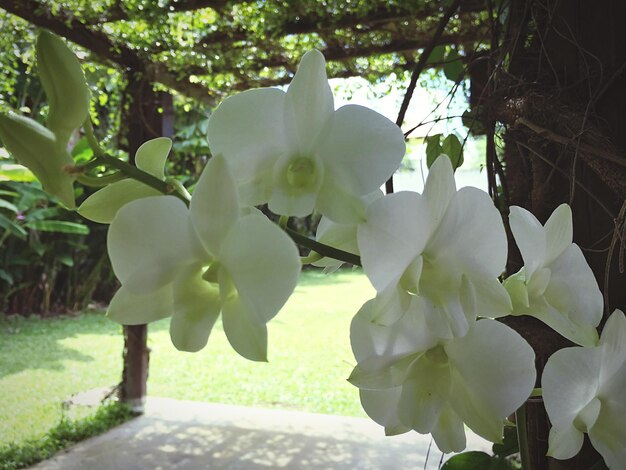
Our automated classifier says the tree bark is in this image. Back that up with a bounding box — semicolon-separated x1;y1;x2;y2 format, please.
502;1;626;468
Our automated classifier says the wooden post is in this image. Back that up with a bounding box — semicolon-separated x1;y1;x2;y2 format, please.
118;70;174;412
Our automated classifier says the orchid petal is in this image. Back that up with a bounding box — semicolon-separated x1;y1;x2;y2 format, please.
398;356;451;434
427;188;507;279
446;320;536;442
268;152;323;217
169;265;221;352
316;174;369;224
542;346;602;427
221;290;268;362
316;104;405;196
544;203;573;265
358;388;409;435
106;284;173;325
190;155;240;255
423;155;457;227
207;88;287;204
598;310;626;384
78;179;161;223
544;244;602;336
350;297;436;362
465;277;513;319
589;401;626;470
107;196;197;293
547;425;585;460
284;49;334;154
135;137;172;179
219;213;300;322
431;404;466;453
358;191;431;292
509;206;546;278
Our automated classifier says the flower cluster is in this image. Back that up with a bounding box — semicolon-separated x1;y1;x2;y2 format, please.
2;34;623;469
348;155;536;452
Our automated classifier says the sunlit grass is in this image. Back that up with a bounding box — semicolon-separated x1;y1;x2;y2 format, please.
0;269;374;447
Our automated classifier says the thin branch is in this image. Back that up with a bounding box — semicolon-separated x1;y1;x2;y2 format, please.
396;0;462;129
515;117;626;168
386;0;461;194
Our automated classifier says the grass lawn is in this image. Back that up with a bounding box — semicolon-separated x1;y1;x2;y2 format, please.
0;269;374;448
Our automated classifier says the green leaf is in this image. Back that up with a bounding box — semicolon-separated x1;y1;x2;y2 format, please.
0;213;27;239
25;207;63;222
442;451;515;470
25;220;90;235
57;254;75;267
425;134;443;168
426;45;446;65
441;134;464;169
443;49;464;82
0;268;13;284
30;237;47;256
462;109;487;135
0;190;19;198
442;452;492;469
0;198;19;213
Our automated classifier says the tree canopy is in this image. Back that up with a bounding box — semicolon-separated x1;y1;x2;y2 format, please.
0;0;489;105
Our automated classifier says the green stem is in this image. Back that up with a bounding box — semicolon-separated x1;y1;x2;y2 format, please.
530;387;542;398
516;404;531;470
278;215;289;229
285;228;361;266
83;118;188;205
76;172;125;187
83;119;105;158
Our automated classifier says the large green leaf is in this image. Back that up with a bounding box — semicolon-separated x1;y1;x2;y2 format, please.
0;199;18;213
443;49;464;82
25;220;90;235
441;134;464;169
442;451;515;470
0;213;27;239
0;268;13;284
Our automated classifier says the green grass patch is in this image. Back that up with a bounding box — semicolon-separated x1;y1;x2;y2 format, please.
0;402;134;470
0;269;374;450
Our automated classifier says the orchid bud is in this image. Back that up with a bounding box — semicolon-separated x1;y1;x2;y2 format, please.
36;30;90;143
0;112;76;208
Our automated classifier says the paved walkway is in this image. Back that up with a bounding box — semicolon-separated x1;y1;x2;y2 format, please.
30;397;491;469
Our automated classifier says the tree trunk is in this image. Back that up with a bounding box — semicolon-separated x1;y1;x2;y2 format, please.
500;1;626;468
118;70;174;412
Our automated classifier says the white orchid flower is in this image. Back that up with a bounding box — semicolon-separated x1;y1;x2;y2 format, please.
542;309;625;469
312;190;382;272
348;298;536;453
504;204;602;346
105;155;301;361
207;49;405;223
78;137;173;223
357;155;511;339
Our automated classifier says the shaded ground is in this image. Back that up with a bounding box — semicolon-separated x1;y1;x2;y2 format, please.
29;397;492;470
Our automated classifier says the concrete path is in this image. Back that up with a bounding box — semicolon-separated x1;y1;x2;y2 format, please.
29;397;492;469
